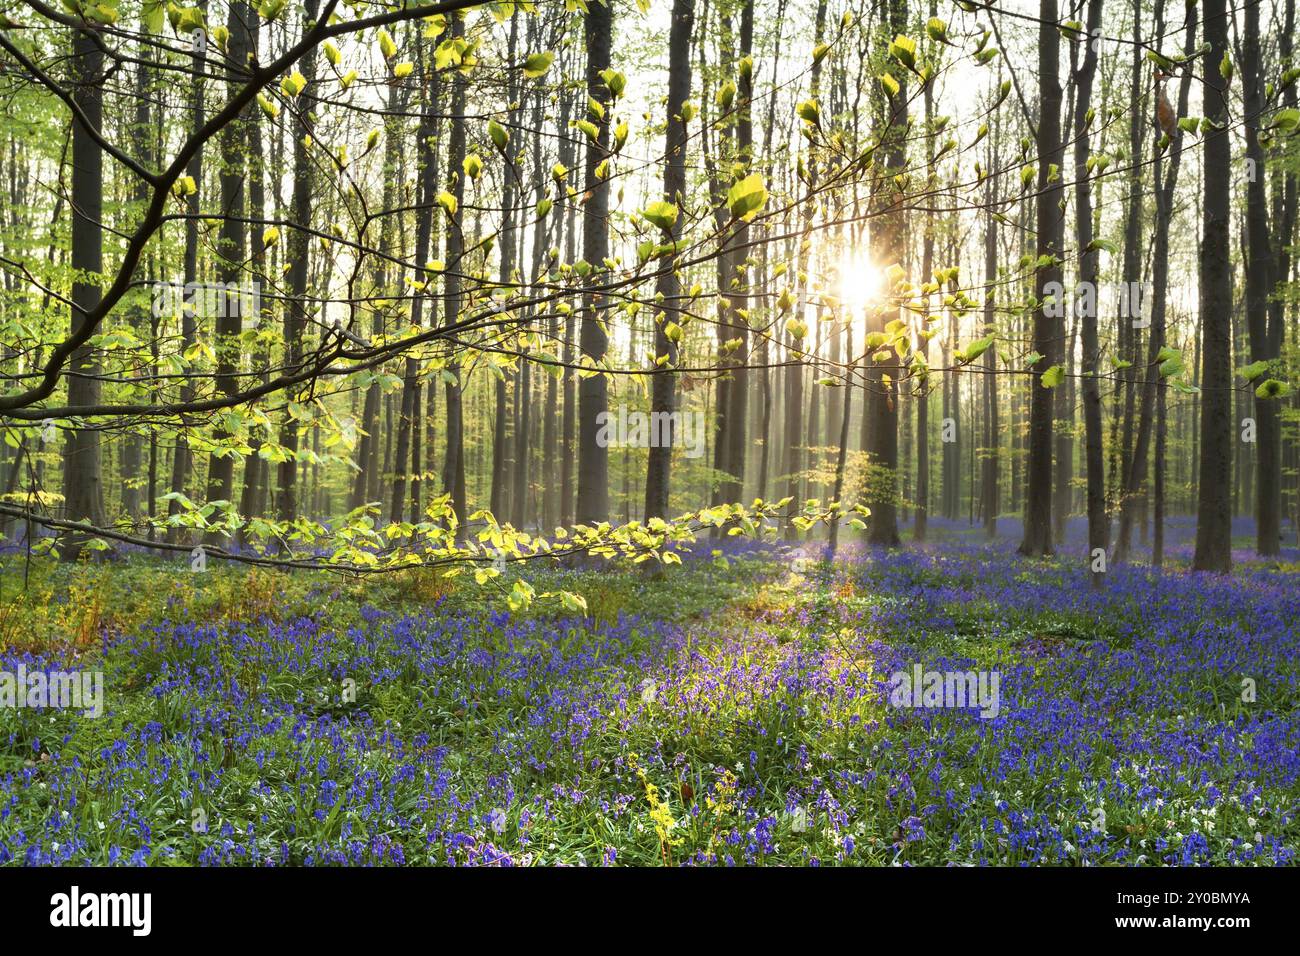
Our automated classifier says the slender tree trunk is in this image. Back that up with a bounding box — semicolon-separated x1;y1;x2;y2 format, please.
721;0;754;504
204;2;252;541
275;0;319;525
982;182;999;539
1242;0;1282;556
392;44;441;524
576;1;614;525
166;10;208;544
1193;0;1233;572
1115;1;1194;563
237;12;268;540
1074;0;1106;583
489;17;520;521
441;18;470;541
121;39;154;522
828;320;854;556
865;0;907;548
59;24;107;557
559;100;578;526
915;7;936;542
1020;0;1065;557
645;0;695;520
783;0;827;539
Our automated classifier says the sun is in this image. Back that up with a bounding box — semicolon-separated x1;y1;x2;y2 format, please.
838;251;885;313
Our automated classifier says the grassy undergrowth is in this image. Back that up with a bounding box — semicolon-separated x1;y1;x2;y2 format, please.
1;543;1296;866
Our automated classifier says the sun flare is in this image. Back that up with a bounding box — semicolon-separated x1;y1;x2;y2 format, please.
838;252;885;313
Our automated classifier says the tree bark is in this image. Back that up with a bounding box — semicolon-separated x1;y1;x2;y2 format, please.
59;23;107;557
1019;0;1065;557
1193;0;1234;572
644;0;695;521
576;0;614;525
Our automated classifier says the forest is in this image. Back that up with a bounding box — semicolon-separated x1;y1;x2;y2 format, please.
0;0;1297;878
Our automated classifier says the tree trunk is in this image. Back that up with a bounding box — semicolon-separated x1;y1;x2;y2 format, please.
237;11;268;540
576;0;614;525
783;0;827;539
166;10;208;544
204;2;252;542
644;0;695;521
59;24;107;557
1074;0;1106;583
981;180;999;539
1193;0;1234;572
1242;0;1282;556
275;0;319;525
392;41;441;524
1019;0;1064;557
1114;0;1194;563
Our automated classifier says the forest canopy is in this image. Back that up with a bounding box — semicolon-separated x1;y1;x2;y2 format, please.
1;0;1298;588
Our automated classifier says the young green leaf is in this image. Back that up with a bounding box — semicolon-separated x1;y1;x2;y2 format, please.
523;51;554;78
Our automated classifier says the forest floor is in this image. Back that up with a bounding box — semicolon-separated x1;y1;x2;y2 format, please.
1;519;1297;866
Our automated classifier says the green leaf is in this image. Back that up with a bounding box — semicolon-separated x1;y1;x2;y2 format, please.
1256;379;1292;399
1271;108;1300;131
1146;49;1177;72
1238;360;1270;381
523;51;554;78
726;173;768;221
889;34;917;69
143;0;165;33
1041;364;1065;388
280;70;307;97
715;80;737;111
560;591;588;615
599;68;626;98
956;336;993;363
507;578;535;612
641;200;679;232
